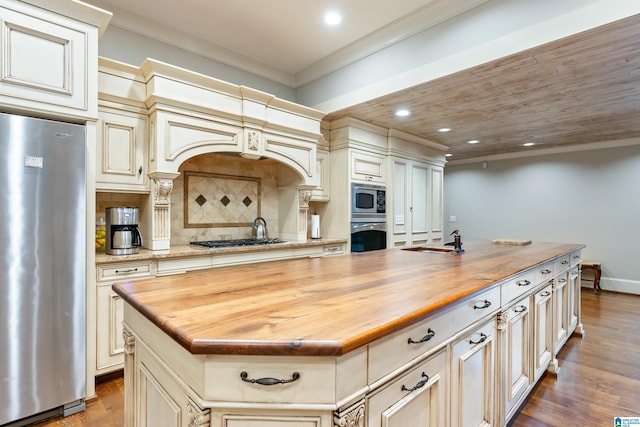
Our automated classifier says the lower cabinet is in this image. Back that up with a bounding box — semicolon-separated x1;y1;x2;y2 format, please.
532;282;554;382
450;319;496;427
367;349;447;427
96;286;124;373
498;295;532;424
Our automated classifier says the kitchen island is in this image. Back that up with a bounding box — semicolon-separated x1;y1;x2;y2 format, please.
113;240;584;427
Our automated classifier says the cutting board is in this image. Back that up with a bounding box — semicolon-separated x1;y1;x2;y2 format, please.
492;239;532;245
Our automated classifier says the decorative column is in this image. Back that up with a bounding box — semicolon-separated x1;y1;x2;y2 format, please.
122;328;136;427
277;186;313;241
142;171;179;250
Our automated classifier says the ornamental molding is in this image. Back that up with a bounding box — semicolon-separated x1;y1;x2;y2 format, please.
187;399;211;427
334;401;365;427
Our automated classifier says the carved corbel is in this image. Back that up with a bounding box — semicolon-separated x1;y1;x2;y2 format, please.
153;177;174;206
187;399;211;427
334;401;365;427
298;189;312;209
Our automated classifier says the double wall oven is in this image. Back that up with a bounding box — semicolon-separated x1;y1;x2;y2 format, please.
351;183;387;252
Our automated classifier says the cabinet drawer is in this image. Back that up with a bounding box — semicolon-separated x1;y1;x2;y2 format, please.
533;261;554;285
570;250;582;267
501;270;535;306
554;254;571;275
203;357;337;404
450;285;501;334
368;305;456;383
97;260;155;283
323;243;344;256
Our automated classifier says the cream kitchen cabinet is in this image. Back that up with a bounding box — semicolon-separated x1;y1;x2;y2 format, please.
450;318;496;427
96;260;155;374
497;295;532;424
388;157;443;248
95;106;149;193
367;349;447;427
351;149;386;184
0;0;109;119
532;282;554;382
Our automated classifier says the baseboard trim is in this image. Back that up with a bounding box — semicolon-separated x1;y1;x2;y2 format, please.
583;277;640;295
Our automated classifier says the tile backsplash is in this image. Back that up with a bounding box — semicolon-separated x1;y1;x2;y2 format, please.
171;153;279;244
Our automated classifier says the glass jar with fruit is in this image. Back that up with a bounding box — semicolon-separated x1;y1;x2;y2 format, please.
95;214;106;252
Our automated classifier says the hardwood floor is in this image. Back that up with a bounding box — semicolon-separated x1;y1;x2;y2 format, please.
32;290;639;427
508;290;640;426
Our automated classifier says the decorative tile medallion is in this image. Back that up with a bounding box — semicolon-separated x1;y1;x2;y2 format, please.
184;171;261;228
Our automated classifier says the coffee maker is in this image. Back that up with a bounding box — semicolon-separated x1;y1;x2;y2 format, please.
105;207;143;255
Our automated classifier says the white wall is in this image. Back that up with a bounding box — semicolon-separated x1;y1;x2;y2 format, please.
443;143;640;294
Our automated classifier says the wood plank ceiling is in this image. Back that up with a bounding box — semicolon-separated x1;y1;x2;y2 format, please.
324;13;640;161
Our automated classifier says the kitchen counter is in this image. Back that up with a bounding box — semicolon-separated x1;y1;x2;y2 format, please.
95;237;347;264
112;240;583;356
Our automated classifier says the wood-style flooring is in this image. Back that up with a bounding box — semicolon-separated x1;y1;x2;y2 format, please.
33;290;640;427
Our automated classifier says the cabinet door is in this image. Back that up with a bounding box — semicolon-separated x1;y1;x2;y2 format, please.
351;150;386;184
500;296;532;423
568;267;580;334
532;283;553;381
451;319;496;427
96;286;124;373
368;349;447;427
409;162;430;245
0;2;96;117
96;108;148;192
553;271;569;354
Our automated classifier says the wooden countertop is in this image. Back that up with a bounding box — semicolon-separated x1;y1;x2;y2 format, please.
112;240;583;357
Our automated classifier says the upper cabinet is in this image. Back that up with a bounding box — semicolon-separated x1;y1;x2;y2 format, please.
0;0;111;120
95;106;149;192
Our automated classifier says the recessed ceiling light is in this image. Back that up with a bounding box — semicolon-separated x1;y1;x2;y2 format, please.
522;142;535;147
445;153;453;157
395;109;411;117
467;139;479;144
324;11;342;26
438;127;452;133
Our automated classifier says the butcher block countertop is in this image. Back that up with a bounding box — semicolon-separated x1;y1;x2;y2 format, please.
112;240;583;357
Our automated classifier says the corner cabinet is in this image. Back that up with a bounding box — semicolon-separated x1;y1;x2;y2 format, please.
0;0;109;119
388;157;443;248
95;106;149;193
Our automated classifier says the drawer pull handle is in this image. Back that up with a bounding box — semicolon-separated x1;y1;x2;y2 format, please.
408;328;435;345
540;290;551;298
513;305;527;313
469;333;488;345
473;300;491;310
240;371;300;386
561;260;569;265
401;372;430;392
516;279;531;287
573;255;581;259
115;268;138;274
557;278;567;284
541;269;552;275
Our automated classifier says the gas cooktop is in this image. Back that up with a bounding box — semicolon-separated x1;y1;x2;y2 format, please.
190;238;286;248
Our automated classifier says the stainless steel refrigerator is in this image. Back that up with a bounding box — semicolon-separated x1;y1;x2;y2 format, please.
0;112;86;425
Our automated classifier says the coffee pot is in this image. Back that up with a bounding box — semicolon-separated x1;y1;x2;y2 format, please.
251;217;268;240
105;207;143;255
